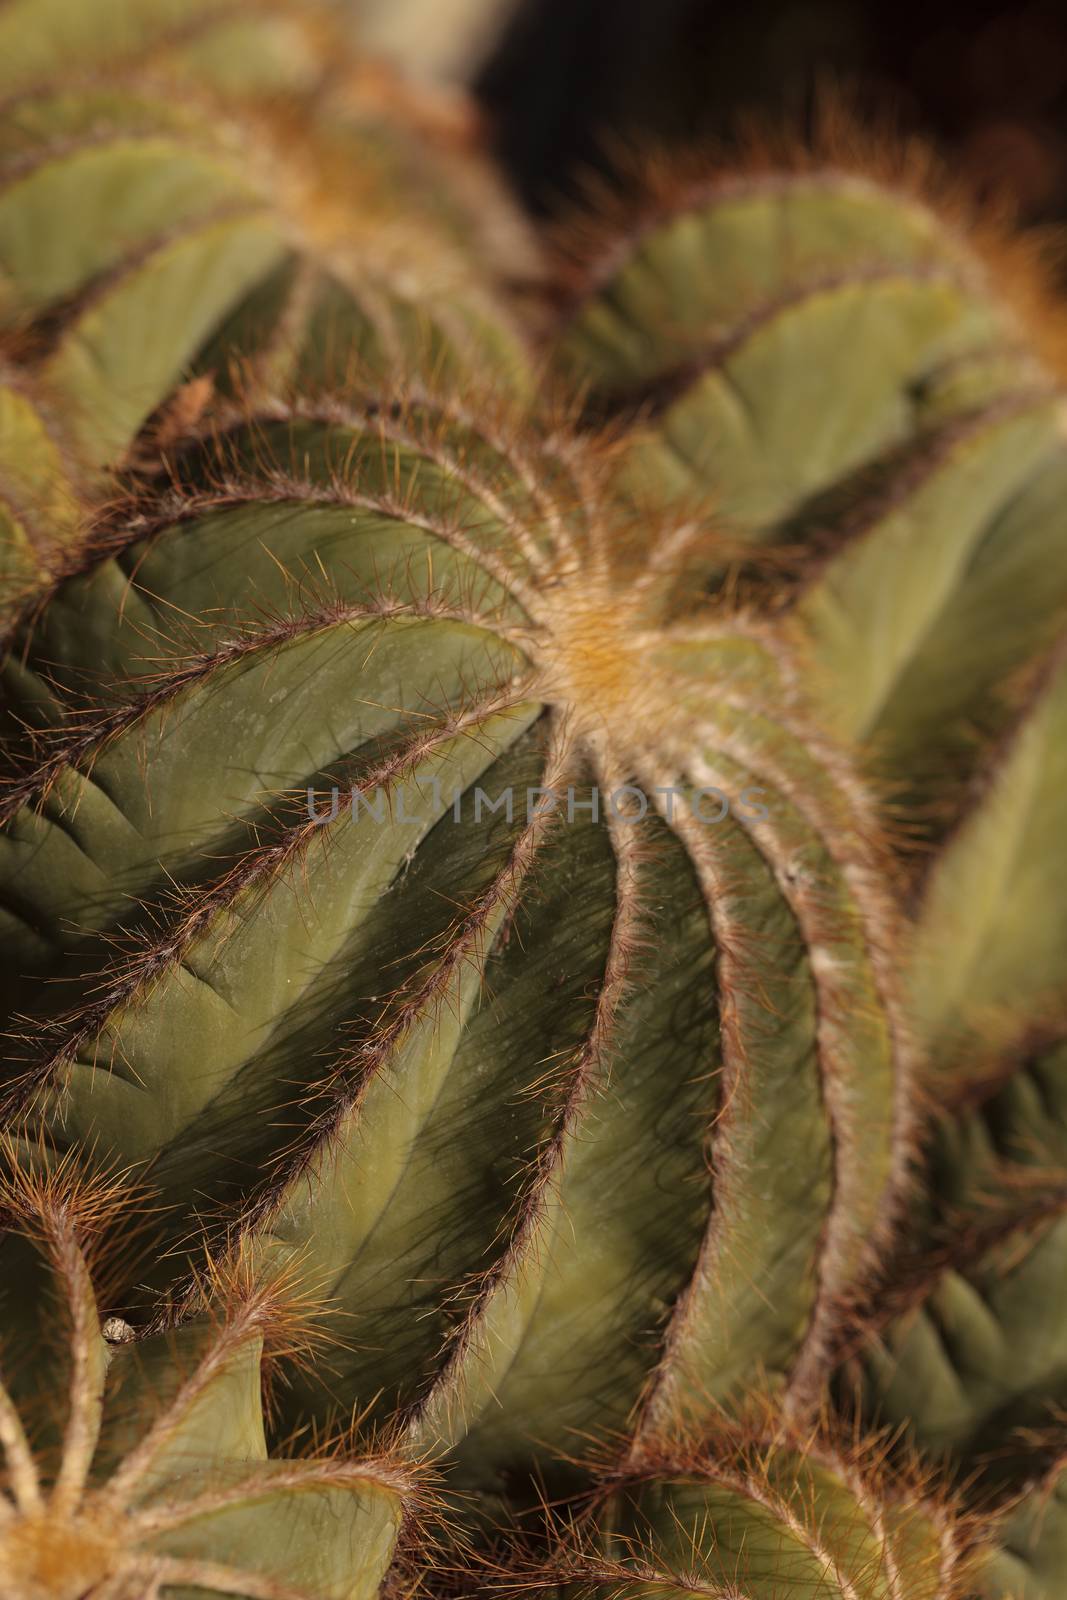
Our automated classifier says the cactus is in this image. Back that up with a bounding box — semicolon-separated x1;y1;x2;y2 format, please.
550;128;1067;834
0;1149;418;1600
834;653;1067;1493
551;148;1067;1546
0;394;909;1497
0;0;343;98
3;9;1067;1600
977;1456;1067;1600
0;9;528;611
516;1409;967;1600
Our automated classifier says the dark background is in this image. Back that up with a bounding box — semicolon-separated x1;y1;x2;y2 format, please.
476;0;1067;226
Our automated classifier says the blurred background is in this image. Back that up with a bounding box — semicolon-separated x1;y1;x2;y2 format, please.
357;0;1067;225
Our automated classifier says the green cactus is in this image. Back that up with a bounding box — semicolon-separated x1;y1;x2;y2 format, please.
0;1151;417;1600
977;1456;1067;1600
4;7;1067;1600
550;140;1067;831
0;394;909;1495
0;16;527;611
550;153;1067;1545
905;648;1067;1074
0;0;341;98
834;653;1067;1489
520;1410;966;1600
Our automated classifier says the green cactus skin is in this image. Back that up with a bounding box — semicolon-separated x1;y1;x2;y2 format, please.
903;646;1067;1078
6;10;1067;1591
925;1032;1067;1228
0;0;537;284
0;42;528;612
0;1155;416;1600
0;392;911;1493
0;76;525;445
540;146;1067;1575
836;656;1067;1483
0;88;287;471
838;1020;1067;1484
551;164;1067;1526
0;0;343;100
977;1456;1067;1600
0;370;84;604
549;153;1067;836
553;166;1023;524
525;1415;964;1600
844;1197;1067;1483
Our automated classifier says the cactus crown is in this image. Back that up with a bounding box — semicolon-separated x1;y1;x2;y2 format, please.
0;1148;420;1600
0;382;911;1495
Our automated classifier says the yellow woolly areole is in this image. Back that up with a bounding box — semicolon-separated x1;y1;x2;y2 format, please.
535;578;670;742
0;1155;417;1600
0;1513;121;1600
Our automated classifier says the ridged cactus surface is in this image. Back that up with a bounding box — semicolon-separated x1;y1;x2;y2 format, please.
0;3;527;608
0;397;908;1494
2;5;1067;1599
552;157;1067;1551
838;660;1067;1489
0;0;341;97
978;1456;1067;1600
530;1414;964;1600
552;149;1067;831
0;1154;415;1600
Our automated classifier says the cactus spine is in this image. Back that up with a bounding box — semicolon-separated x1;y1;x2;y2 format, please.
0;397;907;1495
0;1151;417;1600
